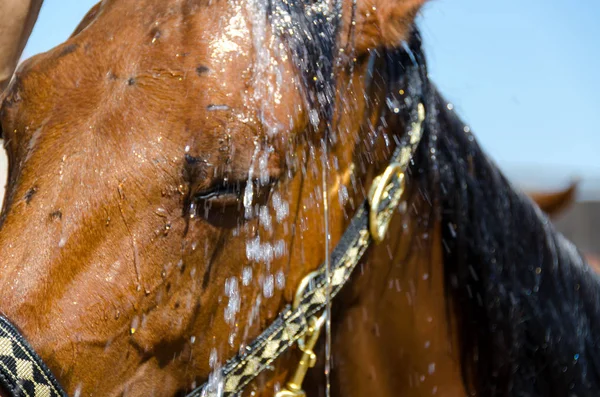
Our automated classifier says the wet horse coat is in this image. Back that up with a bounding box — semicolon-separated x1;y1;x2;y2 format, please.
0;1;599;396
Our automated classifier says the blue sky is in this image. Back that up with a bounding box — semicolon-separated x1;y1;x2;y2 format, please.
22;0;600;191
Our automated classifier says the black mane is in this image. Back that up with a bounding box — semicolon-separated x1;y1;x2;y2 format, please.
401;29;600;396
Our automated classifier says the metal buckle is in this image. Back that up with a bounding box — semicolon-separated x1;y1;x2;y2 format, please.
368;163;405;243
276;272;326;397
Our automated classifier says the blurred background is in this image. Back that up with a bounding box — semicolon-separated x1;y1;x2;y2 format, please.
6;0;600;256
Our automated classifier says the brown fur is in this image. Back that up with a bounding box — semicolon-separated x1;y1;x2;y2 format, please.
342;0;426;52
0;1;463;396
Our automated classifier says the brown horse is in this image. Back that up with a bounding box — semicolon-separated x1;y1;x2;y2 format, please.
0;1;599;397
528;181;579;218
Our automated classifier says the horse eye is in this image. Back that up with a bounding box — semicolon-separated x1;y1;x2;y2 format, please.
195;179;246;203
194;176;279;209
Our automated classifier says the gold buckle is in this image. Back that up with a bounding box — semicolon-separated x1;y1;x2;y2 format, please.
276;272;326;397
368;163;405;243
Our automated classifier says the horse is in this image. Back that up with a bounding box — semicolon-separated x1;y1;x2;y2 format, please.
527;181;579;218
0;1;599;396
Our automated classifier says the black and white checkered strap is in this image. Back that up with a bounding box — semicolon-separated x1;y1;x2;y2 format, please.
191;100;426;397
0;316;67;397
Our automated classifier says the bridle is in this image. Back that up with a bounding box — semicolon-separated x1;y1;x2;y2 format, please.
0;21;428;397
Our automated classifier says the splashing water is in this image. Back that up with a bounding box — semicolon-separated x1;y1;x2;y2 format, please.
233;0;346;393
243;142;261;220
203;348;224;397
322;141;332;397
224;277;240;326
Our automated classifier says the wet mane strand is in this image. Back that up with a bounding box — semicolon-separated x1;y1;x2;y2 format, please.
400;30;600;396
268;0;342;128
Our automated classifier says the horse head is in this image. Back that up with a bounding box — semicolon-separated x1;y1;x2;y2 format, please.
0;1;428;395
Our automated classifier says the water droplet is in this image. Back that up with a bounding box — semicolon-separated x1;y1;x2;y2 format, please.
206;347;223;396
263;274;274;298
130;316;140;335
243;183;255;219
242;267;253;286
272;192;289;223
209;348;218;368
224;277;240;325
309;109;320;127
338;185;349;206
428;363;436;374
259;206;272;232
276;270;285;290
448;223;457;238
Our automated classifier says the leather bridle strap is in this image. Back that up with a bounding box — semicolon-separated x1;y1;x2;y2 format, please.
0;316;67;397
192;100;426;396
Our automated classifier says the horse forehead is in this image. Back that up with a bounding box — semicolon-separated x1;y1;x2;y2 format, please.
2;0;278;168
97;0;235;32
10;1;250;121
58;1;254;83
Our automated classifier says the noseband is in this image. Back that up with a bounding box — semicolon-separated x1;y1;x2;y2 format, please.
0;32;428;397
0;317;66;397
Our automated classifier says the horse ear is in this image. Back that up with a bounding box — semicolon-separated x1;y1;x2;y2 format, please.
71;2;102;37
349;0;428;53
528;181;578;218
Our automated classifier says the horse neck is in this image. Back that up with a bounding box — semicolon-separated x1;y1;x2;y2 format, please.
309;198;467;397
422;87;600;396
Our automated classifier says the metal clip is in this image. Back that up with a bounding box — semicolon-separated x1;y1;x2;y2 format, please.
368;163;405;243
275;314;325;397
276;272;326;397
